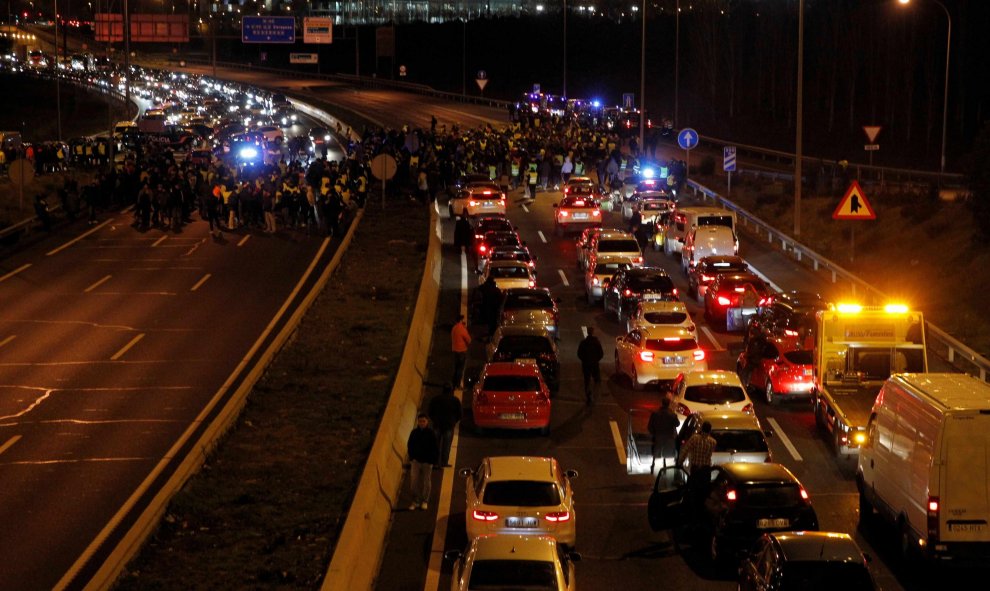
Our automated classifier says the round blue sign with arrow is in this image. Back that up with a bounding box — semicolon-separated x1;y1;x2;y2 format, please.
677;128;699;150
477;70;487;80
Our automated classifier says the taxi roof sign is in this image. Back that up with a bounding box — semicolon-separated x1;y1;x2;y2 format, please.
832;180;876;220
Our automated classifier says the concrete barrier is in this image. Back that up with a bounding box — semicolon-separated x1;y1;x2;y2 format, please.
322;207;442;590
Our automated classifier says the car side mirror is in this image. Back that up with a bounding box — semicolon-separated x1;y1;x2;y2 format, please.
567;551;582;562
444;550;462;562
565;469;578;479
458;467;474;478
764;429;774;438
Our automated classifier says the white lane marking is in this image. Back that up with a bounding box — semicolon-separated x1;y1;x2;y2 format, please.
557;269;569;286
84;275;112;293
190;274;212;292
424;250;470;591
110;333;145;361
700;326;725;351
521;203;530;213
152;235;168;247
767;417;803;461
747;263;784;293
237;235;251;247
46;218;114;256
0;335;16;348
581;326;588;339
0;263;31;284
609;420;627;465
0;435;21;456
538;230;547;244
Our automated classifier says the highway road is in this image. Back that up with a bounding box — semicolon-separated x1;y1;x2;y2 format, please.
376;176;979;590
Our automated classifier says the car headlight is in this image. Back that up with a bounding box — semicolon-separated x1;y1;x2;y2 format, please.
324;134;330;141
290;114;297;121
239;147;258;159
280;117;287;125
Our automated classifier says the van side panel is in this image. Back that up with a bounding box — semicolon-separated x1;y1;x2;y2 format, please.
939;412;990;544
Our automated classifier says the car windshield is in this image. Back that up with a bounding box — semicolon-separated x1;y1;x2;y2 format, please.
467;559;558;590
597;239;640;253
491;266;530;278
495;336;553;357
483;481;561;506
645;338;698;352
684;384;746;404
503;293;553;310
741;483;803;507
783;350;813;365
778;562;874;591
642;311;689;325
628;275;674;291
712;430;769;453
483;375;542;392
493;252;531;263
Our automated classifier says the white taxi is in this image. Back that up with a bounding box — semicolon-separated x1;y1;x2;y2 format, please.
614;325;707;390
670;370;754;428
450;185;507;218
479;260;536;290
445;535;579;591
626;300;697;334
553;194;602;235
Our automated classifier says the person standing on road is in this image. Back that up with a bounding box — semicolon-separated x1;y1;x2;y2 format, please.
453;214;473;253
480;276;502;338
679;420;717;514
407;413;440;511
577;327;605;405
648;396;679;473
429;383;463;468
451;314;471;387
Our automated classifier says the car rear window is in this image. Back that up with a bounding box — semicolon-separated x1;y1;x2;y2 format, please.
597;239;640;253
483;481;561;506
741;483;804;507
697;215;734;229
643;311;689;325
713;430;769;453
628;275;674;291
486;233;521;247
468;560;558;590
683;384;746;404
491;266;530;278
483;375;542;392
783;350;813;365
475;220;513;233
495;336;553;357
718;279;767;292
594;263;630;274
503;293;553;309
645;338;698;352
563;196;594;207
779;562;874;591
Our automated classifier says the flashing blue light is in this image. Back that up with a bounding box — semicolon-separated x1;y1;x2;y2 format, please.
239;146;259;160
592;100;601;108
642;167;655;179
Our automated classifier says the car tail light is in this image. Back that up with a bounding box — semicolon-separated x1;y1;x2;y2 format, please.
592;277;600;286
741;403;753;414
593;209;601;217
758;297;770;306
528;261;535;267
624;289;632;297
529;280;535;288
639;351;654;362
701;274;713;282
560;210;569;217
672;288;678;296
784;329;799;337
472;510;499;522
469;200;478;207
717;296;731;306
693;350;705;361
676;403;691;416
927;496;940;541
734;287;746;293
726;489;738;502
634;256;643;264
800;487;810;501
479;244;487;253
545;511;571;522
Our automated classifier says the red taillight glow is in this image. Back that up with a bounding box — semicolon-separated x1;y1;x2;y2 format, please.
701;274;713;282
726;489;738;501
742;403;754;414
545;511;570;522
469;200;478;207
634;257;644;264
717;296;731;306
529;280;536;288
592;277;600;285
694;349;706;361
479;245;487;253
482;190;493;195
927;496;940;541
928;498;940;512
639;351;654;362
734;287;746;293
472;510;499;521
800;487;810;501
624;289;632;297
663;337;681;342
672;288;678;296
560;210;569;217
784;329;799;336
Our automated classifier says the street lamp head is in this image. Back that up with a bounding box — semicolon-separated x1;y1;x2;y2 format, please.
897;0;910;4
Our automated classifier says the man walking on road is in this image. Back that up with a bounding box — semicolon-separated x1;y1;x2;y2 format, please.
648;396;679;473
577;327;605;405
429;383;463;468
407;413;440;510
679;420;717;515
451;314;471;388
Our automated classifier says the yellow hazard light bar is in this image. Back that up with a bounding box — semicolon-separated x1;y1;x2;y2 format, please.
884;303;909;314
836;303;862;314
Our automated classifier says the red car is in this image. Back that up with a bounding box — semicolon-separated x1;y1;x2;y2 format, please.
737;337;815;405
470;361;551;435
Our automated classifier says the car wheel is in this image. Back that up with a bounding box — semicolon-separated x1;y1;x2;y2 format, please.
766;381;779;406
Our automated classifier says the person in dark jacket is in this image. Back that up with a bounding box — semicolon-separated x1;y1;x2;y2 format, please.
407;413;439;510
453;214;473;253
428;383;463;468
479;276;502;338
577;327;605;405
648;396;679;473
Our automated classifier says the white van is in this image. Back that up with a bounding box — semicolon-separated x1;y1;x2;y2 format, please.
661;206;736;256
857;373;990;565
680;225;738;273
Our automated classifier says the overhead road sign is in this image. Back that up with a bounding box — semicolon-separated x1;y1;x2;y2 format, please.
832;181;876;220
130;14;189;43
303;17;332;44
723;146;737;172
862;125;882;143
677;128;699;150
242;16;296;44
290;53;318;64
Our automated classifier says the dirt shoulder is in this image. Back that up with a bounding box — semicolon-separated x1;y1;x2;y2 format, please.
114;199;430;590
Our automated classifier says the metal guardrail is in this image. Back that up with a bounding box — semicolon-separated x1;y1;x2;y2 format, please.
685;178;990;383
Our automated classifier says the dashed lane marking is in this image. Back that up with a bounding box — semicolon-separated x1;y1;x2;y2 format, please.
237;235;251;247
0;264;31;284
190;274;212;292
557;269;569;287
700;326;725;351
0;435;22;457
767;417;803;461
521;203;530;213
609;420;627;465
581;326;588;338
538;230;547;243
84;275;112;293
46;218;114;256
152;236;168;247
0;335;16;349
110;333;145;361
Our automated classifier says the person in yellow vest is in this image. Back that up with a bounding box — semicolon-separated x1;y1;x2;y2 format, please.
527;164;539;200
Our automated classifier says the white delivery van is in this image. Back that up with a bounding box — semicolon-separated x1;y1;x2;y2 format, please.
857;373;990;565
680;225;738;273
661;206;736;256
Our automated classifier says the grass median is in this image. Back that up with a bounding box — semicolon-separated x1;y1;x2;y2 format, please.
116;198;430;590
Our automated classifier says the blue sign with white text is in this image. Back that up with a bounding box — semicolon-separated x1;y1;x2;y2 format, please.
242;16;296;44
677;128;699;150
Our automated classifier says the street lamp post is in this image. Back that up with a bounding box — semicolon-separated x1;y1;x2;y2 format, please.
794;0;804;237
674;0;680;129
638;0;646;154
898;0;951;177
562;0;566;98
54;0;62;141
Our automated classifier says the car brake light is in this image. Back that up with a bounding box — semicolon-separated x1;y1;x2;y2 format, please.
800;487;810;501
701;274;713;282
472;510;499;522
528;261;535;267
663;337;681;341
717;296;731;306
624;289;632;297
784;329;799;337
592;277;600;285
742;403;753;414
672;288;678;296
693;350;705;361
482;190;492;195
469;200;478;207
479;245;487;253
529;280;535;288
676;403;691;416
639;351;654;362
726;489;738;502
634;257;643;264
734;287;746;293
545;511;571;522
560;210;569;217
592;209;601;217
927;496;940;540
574;200;585;206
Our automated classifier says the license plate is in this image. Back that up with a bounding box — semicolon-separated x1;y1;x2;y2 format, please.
757;518;790;529
483;201;497;208
663;356;685;364
949;522;987;532
499;413;525;420
506;516;539;528
803;369;813;376
572;212;588;219
642;294;665;301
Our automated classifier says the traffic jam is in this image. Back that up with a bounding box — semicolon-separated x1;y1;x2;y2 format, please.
428;98;990;591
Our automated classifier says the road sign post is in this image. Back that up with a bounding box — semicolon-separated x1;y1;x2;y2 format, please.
723;146;737;197
476;69;488;95
832;180;876;263
8;159;34;210
677;128;699;180
862;126;882;168
370;153;397;209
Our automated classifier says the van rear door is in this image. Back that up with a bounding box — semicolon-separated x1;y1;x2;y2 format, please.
940;411;990;542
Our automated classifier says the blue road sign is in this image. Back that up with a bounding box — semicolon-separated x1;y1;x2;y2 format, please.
533;83;541;94
242;16;296;44
677;128;699;150
723;146;737;172
622;93;634;109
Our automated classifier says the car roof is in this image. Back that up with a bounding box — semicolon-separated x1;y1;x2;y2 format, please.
693;410;763;431
592;255;634;266
772;290;828;310
503;287;552;298
638;325;696;339
488;260;532;271
771;532;865;563
482;361;542;377
496;324;555;338
471;534;559;562
680;370;745;387
485;456;556;482
623;266;669;278
721;462;799;484
639;300;688;313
